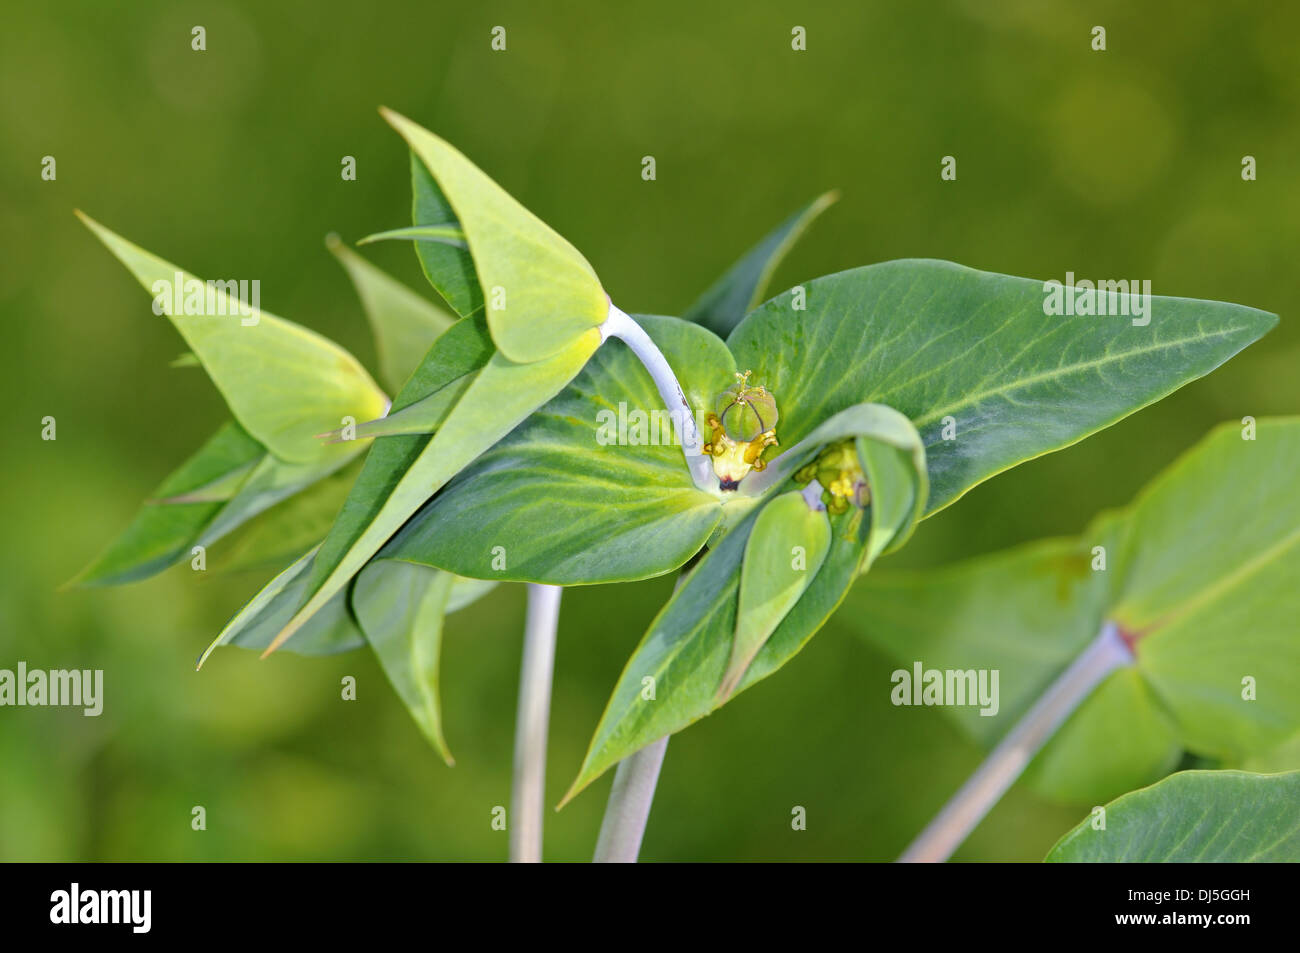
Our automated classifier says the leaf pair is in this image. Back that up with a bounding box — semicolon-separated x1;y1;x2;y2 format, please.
846;418;1300;804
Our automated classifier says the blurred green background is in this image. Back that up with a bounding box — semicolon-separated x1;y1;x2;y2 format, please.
2;0;1296;861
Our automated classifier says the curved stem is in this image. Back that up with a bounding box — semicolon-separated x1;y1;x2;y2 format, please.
510;583;562;863
898;621;1133;863
593;736;670;862
601;304;714;492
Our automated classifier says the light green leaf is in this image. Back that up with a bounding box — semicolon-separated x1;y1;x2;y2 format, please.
73;422;265;586
684;192;837;336
353;560;456;764
727;260;1277;516
326;233;455;392
1046;770;1300;862
847;418;1300;802
319;373;476;442
266;321;600;655
381;109;608;363
719;490;830;701
1111;418;1300;759
78;212;389;465
378;315;731;584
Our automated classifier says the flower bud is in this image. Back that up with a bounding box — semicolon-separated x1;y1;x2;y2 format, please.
715;373;779;442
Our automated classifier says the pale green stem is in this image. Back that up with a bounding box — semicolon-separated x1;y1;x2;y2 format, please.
898;621;1133;863
601;304;715;492
593;737;670;863
510;583;562;863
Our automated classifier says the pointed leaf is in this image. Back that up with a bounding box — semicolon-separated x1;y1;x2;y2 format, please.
684;192;837;336
353;560;456;764
78;212;388;464
718;490;830;701
327;234;455;392
73;422;265;586
382;109;608;363
198;548;364;666
726;260;1276;516
358;224;467;249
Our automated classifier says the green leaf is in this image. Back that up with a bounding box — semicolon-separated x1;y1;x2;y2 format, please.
408;151;482;318
326;234;455;392
684;192;837;336
198;547;365;666
726;259;1277;516
353;560;456;764
193;449;358;552
358;224;467;249
382;109;608;363
77;212;388;465
208;460;360;573
1046;770;1300;862
846;418;1300;803
73;422;265;586
378;315;732;584
266;319;600;655
718;490;830;701
561;403;927;805
1111;418;1300;759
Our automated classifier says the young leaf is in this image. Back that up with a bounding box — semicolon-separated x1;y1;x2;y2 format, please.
326;234;455;392
73;422;265;586
684;192;837;336
1046;770;1300;862
727;259;1277;516
718;490;830;701
77;212;389;465
353;560;456;764
381;109;609;363
265;322;601;655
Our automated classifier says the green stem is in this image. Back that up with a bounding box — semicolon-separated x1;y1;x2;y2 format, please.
509;583;562;863
593;737;670;863
601;304;715;492
898;621;1133;862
